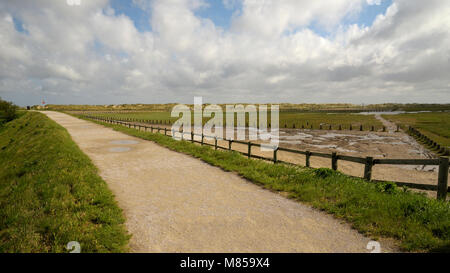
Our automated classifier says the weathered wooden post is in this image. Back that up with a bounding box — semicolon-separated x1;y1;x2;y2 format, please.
248;142;251;159
437;157;449;200
364;157;374;181
331;152;338;171
191;131;194;143
201;133;204;145
214;137;218;150
306;151;311;167
273;147;278;163
228;140;232;150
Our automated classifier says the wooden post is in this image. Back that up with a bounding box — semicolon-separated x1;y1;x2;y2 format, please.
201;134;204;145
437;157;449;200
273;147;278;163
214;137;218;150
306;151;311;167
164;128;167;136
191;131;194;143
248;142;251;159
364;157;374;180
228;140;232;150
331;152;338;171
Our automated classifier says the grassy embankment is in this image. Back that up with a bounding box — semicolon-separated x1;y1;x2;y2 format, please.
383;112;450;147
0;112;129;252
79;114;450;252
89;111;384;131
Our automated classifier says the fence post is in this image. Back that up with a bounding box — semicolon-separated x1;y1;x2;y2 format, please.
214;137;218;150
201;133;204;145
228;140;232;150
191;131;194;143
437;157;449;200
273;147;278;163
331;152;338;170
306;151;311;167
248;142;251;159
364;157;374;180
164;128;167;136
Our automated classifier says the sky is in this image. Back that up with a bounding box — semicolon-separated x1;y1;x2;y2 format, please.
0;0;449;106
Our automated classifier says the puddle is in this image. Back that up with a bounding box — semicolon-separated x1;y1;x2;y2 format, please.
108;147;131;152
109;140;139;145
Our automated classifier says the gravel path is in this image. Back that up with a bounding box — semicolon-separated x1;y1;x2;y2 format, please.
43;111;393;253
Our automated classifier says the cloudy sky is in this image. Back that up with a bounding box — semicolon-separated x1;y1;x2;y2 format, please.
0;0;449;106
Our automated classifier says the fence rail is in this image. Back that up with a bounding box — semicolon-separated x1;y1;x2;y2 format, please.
82;115;450;200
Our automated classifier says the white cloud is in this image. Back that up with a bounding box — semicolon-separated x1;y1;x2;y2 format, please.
367;0;382;5
0;0;449;106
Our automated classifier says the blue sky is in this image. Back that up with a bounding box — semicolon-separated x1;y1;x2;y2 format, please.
109;0;393;35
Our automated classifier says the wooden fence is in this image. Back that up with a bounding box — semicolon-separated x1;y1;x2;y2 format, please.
82;115;450;200
82;113;396;132
408;126;450;156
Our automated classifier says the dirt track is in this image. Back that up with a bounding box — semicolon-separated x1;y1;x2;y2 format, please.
43;111;392;253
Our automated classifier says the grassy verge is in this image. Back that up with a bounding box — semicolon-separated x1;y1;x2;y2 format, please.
0;112;129;252
79;115;450;252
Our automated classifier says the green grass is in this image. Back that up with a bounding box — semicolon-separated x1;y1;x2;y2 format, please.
87;111;384;131
0;112;129;252
79;115;450;252
383;112;450;147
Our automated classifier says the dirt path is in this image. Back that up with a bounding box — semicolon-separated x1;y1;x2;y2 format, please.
42;111;392;253
375;114;397;133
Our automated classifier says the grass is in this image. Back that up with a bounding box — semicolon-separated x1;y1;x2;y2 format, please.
383;112;450;147
78;114;450;252
0;112;129;252
84;111;384;131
